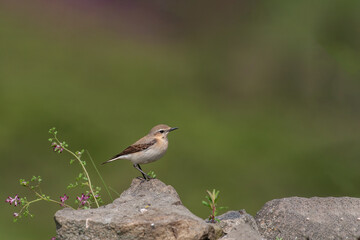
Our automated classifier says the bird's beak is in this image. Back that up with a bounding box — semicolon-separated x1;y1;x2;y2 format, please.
168;127;178;132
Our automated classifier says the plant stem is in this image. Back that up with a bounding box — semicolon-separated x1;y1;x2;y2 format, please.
86;150;113;201
33;191;74;209
19;198;42;215
54;136;99;208
108;186;120;197
66;148;99;208
27;185;74;209
212;205;215;222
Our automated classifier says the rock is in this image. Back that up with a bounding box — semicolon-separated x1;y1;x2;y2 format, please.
217;210;263;240
217;210;258;233
220;223;262;240
255;197;360;240
55;178;222;240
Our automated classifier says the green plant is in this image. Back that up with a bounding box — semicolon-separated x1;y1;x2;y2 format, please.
202;189;227;223
5;127;113;224
147;171;157;179
49;127;101;208
6;176;75;222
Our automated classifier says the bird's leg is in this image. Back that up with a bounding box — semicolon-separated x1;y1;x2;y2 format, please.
133;164;151;180
138;164;152;180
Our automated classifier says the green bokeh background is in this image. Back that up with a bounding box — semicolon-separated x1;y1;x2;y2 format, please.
1;1;360;239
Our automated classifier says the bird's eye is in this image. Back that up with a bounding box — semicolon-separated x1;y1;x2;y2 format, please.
159;130;165;133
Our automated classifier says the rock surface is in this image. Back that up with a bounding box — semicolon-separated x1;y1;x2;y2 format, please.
55;179;360;240
55;178;222;240
255;197;360;240
217;210;263;240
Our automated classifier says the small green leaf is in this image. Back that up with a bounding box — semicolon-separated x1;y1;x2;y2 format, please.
49;127;56;134
70;159;75;164
147;171;157;178
215;190;220;200
202;201;210;207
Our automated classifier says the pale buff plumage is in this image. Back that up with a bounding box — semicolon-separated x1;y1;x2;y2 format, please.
102;124;178;180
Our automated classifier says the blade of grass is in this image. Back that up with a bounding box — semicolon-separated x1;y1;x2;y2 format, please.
86;150;113;202
108;186;120;197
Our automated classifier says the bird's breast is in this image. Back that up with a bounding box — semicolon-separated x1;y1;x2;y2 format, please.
131;139;168;165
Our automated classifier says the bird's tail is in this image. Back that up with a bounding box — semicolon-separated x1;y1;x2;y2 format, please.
101;158;117;165
101;155;125;165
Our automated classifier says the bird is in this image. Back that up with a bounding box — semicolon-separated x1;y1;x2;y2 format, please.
102;124;178;180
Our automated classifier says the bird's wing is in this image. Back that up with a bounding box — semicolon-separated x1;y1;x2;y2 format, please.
113;140;156;158
103;139;157;164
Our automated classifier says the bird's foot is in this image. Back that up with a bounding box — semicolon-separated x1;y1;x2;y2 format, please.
136;176;152;182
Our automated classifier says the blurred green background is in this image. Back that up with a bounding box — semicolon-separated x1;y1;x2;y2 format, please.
1;0;360;239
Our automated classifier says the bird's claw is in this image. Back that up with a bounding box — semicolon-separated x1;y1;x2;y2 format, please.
136;176;152;182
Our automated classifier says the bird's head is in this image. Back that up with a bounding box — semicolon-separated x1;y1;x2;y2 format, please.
149;124;178;139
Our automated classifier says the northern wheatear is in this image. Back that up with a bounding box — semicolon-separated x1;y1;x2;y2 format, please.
102;124;178;180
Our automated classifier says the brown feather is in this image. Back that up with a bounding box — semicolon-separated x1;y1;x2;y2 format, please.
109;139;157;160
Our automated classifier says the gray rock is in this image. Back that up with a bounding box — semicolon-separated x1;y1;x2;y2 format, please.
55;178;222;240
220;223;263;240
217;210;263;240
255;197;360;240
